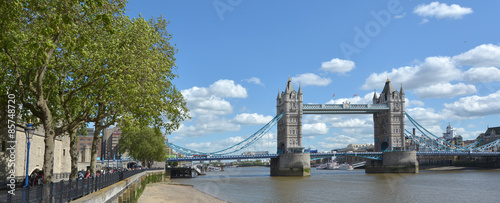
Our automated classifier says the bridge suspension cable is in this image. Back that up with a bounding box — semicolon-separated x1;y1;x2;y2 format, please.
405;113;499;152
166;113;284;156
405;130;443;151
406;113;464;151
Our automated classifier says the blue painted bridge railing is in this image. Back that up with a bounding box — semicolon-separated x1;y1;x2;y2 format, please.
166;151;500;162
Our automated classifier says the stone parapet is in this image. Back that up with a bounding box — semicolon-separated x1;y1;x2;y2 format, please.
72;170;163;203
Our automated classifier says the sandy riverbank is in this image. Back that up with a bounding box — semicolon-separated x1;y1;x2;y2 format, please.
138;180;228;203
420;166;500;171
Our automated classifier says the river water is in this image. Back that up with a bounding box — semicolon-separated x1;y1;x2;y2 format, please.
175;167;500;202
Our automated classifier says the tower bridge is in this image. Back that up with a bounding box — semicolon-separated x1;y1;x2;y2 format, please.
167;78;500;175
272;78;411;176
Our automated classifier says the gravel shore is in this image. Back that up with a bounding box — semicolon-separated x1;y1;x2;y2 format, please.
138;180;228;203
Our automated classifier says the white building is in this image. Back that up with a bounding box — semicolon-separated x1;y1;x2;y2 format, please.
442;123;457;141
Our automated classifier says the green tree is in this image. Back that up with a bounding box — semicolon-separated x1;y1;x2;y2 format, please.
0;0;126;184
119;125;167;168
85;15;188;175
0;0;188;183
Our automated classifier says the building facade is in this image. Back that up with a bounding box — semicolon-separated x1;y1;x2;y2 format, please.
0;127;71;180
480;126;500;146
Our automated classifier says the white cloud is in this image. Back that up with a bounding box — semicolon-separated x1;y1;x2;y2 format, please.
319;58;355;74
190;96;233;115
419;18;429;24
341;128;374;139
292;73;332;86
330;118;372;128
326;92;377;104
463;67;500;83
315;142;343;151
413;2;473;19
182;79;247;100
183;133;277;154
185;142;212;150
315;135;360;151
181;79;248;116
208;79;248;98
361;56;461;92
410;100;425;107
412;57;462;87
394;12;406;19
414;83;476;99
443;90;500;118
324;135;358;143
303;123;329;136
453;44;500;67
455;128;483;140
406;107;445;128
233;113;274;125
243;77;264;86
174;115;241;137
167;135;183;142
303;115;342;125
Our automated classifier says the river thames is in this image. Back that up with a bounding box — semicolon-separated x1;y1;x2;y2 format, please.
175;167;500;202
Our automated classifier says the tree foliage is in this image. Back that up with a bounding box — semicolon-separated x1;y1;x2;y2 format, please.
119;125;167;168
0;0;188;183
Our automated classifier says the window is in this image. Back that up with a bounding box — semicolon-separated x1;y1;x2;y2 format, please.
2;141;6;152
63;149;66;156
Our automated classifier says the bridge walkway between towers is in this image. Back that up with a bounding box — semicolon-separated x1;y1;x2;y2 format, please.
302;103;390;114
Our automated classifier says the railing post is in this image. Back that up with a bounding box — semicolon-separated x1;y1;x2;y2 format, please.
67;179;72;202
77;178;81;199
59;180;64;203
39;184;44;203
49;182;54;203
94;176;98;192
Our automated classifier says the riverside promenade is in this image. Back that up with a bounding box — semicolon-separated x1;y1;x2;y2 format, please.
138;180;227;203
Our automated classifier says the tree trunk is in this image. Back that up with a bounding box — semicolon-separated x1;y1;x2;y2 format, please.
40;107;55;184
90;124;105;174
69;129;79;179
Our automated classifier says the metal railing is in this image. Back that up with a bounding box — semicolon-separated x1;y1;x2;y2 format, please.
4;169;154;203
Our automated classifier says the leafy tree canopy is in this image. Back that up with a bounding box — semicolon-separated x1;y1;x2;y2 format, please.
119;124;168;167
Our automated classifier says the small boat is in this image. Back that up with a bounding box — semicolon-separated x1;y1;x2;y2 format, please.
338;164;353;170
317;162;353;170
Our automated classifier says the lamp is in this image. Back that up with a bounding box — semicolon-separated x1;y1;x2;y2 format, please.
23;122;35;187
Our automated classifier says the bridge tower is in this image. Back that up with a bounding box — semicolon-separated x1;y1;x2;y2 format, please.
271;78;310;176
373;78;406;152
276;77;303;154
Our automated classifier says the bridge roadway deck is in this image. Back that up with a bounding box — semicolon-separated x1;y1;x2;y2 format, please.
302;103;390;114
167;152;500;162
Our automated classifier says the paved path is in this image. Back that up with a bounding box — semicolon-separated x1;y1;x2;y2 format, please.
138;181;227;203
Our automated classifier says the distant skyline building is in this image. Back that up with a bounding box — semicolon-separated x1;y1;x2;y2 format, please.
443;123;457;141
479;126;500;147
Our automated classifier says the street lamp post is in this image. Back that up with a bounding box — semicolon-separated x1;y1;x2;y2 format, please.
23;122;35;188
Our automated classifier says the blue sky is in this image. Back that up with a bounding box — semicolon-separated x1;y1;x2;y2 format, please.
125;1;500;153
